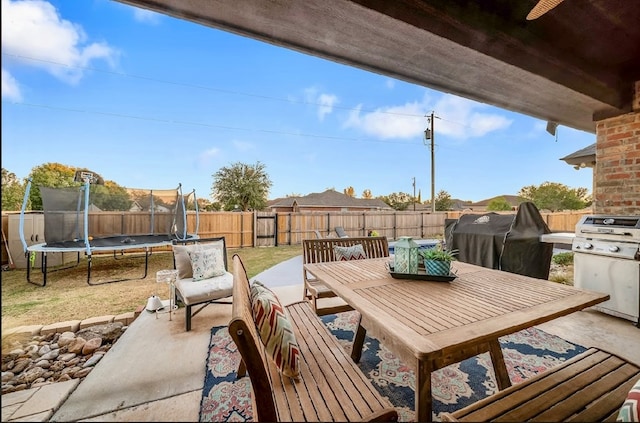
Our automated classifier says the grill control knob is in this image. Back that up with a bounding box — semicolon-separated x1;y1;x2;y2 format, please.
608;245;620;253
583;243;593;249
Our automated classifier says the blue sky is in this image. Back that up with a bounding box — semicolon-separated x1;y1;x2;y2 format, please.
2;0;595;203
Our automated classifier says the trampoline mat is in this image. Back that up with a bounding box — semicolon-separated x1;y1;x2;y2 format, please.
45;234;175;249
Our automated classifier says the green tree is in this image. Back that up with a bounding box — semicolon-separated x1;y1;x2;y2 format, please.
518;182;589;212
487;196;513;211
212;161;272;211
193;198;211;211
378;192;412;210
1;168;26;211
90;181;132;211
362;189;373;199
205;202;222;211
435;190;453;211
27;163;78;210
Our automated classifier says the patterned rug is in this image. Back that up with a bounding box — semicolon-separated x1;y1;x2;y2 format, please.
199;311;586;422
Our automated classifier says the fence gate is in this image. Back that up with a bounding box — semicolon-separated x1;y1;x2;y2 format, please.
255;213;277;247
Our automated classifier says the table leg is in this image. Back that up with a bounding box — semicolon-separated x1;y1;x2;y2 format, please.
351;314;367;363
416;359;433;422
489;339;512;390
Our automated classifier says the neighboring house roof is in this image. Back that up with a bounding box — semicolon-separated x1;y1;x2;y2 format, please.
450;200;473;210
129;201;172;212
560;143;596;168
268;189;392;210
129;201;143;212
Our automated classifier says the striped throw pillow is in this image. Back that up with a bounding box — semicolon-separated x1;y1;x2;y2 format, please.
334;244;368;261
618;378;640;422
250;280;300;378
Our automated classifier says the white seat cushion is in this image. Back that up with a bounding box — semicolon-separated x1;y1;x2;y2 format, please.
175;271;233;306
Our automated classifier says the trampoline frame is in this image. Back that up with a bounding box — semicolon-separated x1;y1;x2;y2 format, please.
25;236;197;286
19;178;199;286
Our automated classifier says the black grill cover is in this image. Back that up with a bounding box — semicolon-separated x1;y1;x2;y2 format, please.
445;202;553;279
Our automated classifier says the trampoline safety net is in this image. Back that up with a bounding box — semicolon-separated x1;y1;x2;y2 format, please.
38;184;196;248
444;202;554;279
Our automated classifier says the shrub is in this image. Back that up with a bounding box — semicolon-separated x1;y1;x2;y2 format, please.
552;252;574;266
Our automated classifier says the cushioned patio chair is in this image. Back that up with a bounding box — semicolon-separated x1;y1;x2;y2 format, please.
334;226;349;238
172;237;233;331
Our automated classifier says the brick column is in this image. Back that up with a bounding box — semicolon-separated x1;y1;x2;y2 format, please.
593;81;640;215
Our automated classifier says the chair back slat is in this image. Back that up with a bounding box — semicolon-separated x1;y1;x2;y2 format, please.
303;236;389;265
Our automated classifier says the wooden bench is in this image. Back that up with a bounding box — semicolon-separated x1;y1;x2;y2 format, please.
229;254;398;422
302;236;389;315
441;347;640;422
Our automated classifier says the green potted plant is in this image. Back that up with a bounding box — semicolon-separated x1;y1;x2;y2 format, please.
419;245;458;276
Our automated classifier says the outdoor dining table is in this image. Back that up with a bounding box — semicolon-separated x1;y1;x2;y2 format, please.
303;257;610;421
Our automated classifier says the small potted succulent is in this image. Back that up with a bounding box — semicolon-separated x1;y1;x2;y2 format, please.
419;244;458;276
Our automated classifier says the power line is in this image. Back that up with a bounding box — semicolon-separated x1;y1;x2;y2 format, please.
3;53;480;147
3;53;431;118
3;100;422;146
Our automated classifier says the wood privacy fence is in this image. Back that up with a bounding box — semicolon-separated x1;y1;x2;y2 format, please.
1;210;590;264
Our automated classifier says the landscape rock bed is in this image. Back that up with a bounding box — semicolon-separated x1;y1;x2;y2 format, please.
1;322;126;395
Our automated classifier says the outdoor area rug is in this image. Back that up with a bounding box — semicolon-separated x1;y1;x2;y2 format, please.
199;311;587;422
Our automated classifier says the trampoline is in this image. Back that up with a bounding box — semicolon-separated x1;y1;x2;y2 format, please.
19;172;199;286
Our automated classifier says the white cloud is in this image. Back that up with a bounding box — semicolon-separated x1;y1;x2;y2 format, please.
533;120;546;132
133;7;161;25
1;0;118;85
343;92;512;140
304;86;339;121
317;93;338;121
432;95;512;139
343;101;425;140
197;148;220;167
2;68;22;101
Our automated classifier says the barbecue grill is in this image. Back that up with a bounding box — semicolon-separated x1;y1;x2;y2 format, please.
445;202;553;279
572;215;640;327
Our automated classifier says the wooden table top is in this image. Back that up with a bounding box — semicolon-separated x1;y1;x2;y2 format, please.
303;258;610;363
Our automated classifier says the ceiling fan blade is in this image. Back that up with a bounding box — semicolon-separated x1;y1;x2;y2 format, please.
526;0;565;20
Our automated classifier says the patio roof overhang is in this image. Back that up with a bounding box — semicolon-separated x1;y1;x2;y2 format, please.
115;0;640;134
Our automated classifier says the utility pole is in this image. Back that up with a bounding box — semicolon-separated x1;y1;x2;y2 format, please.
424;112;436;213
412;177;416;211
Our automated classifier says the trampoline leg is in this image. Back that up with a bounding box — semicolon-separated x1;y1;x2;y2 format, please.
86;250;153;285
143;248;150;279
86;255;92;284
43;253;48;286
26;252;46;287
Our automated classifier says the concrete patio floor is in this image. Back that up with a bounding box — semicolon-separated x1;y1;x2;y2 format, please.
3;255;639;422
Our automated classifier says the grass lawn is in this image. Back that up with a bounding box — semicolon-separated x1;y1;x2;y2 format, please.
1;245;302;332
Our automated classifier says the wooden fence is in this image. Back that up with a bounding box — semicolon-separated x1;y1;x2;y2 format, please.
1;209;590;266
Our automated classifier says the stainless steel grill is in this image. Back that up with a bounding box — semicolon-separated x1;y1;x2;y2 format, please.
572;215;640;327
